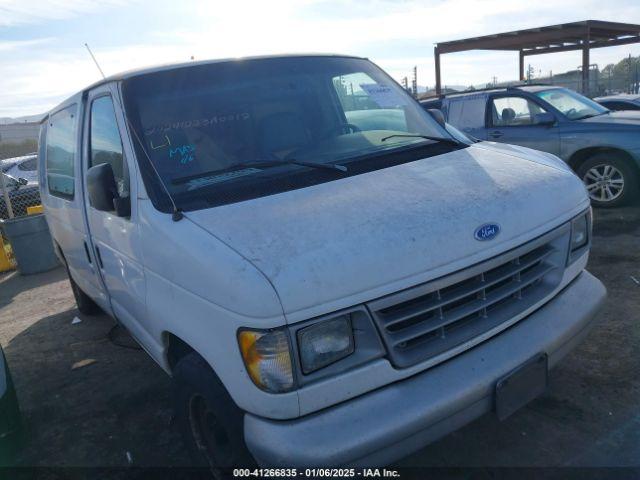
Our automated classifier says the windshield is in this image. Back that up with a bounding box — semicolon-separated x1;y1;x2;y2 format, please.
122;56;457;211
0;173;18;188
535;88;608;120
445;123;477;144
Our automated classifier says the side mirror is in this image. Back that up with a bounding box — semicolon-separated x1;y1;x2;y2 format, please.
534;112;556;126
86;163;130;217
18;177;28;186
428;109;446;128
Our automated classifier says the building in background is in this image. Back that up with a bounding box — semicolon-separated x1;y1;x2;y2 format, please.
0;114;44;160
0;122;40;144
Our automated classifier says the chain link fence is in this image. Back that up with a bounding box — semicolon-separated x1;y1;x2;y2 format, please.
0;154;41;221
0;154;41;271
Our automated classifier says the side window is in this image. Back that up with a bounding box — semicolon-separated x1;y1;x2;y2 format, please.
18;157;37;171
446;95;487;130
491;96;547;126
90;96;129;197
614;102;640;111
46;105;77;199
600;102;617;110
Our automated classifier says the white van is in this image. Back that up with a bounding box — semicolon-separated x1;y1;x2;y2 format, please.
39;54;606;468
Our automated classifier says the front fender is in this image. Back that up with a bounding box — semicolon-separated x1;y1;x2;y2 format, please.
138;200;299;419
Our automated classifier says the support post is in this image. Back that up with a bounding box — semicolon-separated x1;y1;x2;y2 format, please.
434;46;442;95
582;29;591;95
519;50;525;82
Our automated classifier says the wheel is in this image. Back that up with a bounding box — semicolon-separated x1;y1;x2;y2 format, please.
173;352;254;475
66;267;101;315
577;153;639;208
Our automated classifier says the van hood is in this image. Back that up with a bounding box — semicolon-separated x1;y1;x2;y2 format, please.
187;146;588;320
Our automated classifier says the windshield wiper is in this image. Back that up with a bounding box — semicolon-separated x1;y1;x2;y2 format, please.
576;111;609;120
236;159;347;172
172;159;347;185
380;134;460;146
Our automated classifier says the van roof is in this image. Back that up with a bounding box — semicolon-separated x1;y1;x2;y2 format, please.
45;53;366;118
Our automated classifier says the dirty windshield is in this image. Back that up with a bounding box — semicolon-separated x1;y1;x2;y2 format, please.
122;56;456;211
535;88;608;120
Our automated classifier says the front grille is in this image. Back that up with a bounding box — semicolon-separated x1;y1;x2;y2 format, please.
367;226;569;368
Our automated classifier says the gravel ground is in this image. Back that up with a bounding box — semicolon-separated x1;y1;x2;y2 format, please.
0;206;638;475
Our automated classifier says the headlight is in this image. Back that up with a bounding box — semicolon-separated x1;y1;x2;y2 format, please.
297;316;354;374
570;210;590;252
238;328;294;393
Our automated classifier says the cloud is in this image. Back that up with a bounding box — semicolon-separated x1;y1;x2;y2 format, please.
154;0;640;84
2;0;640;116
0;37;55;51
0;42;205;117
0;0;131;27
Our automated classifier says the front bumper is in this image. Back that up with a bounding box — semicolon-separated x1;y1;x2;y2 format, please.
244;271;606;467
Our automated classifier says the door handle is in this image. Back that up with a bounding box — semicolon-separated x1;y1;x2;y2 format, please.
94;246;104;269
83;241;92;264
489;131;504;138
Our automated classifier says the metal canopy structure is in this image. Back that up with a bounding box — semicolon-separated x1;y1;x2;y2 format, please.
434;20;640;95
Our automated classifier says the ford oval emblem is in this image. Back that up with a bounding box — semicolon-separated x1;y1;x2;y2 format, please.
474;223;500;241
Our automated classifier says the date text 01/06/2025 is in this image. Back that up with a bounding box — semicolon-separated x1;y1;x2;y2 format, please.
232;468;401;478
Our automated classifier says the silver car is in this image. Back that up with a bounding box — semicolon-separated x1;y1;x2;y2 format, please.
1;154;38;184
422;86;640;207
594;94;640;112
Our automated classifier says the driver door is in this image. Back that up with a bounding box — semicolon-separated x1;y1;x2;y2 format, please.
82;85;148;343
486;94;560;155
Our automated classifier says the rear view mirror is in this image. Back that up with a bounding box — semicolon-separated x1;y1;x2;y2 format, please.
534;112;556;126
428;109;446;128
86;163;130;217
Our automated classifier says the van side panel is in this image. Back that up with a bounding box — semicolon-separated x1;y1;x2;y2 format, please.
39;97;111;313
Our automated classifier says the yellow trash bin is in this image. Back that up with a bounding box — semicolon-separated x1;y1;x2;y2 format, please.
0;239;16;273
27;205;44;215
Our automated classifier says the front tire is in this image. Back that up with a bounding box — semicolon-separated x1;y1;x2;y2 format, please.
66;267;101;315
173;352;253;474
577;154;639;208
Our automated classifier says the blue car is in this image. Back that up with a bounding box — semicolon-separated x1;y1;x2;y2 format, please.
421;86;640;207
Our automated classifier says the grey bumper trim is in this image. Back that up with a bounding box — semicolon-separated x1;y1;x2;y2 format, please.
244;271;606;467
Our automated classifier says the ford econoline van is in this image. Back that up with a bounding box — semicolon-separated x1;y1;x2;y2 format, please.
39;54;606;468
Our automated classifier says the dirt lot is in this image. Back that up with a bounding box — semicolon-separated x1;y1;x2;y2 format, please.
1;206;638;474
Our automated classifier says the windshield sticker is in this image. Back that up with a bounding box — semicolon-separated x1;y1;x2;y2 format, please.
169;144;196;165
359;84;408;107
144;113;251;136
149;134;171;150
185;168;262;191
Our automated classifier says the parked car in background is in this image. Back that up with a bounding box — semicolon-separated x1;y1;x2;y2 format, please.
421;85;640;207
594;94;640;112
0;171;41;219
39;54;605;468
1;154;39;185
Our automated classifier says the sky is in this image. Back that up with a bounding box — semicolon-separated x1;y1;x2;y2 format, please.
1;0;640;118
